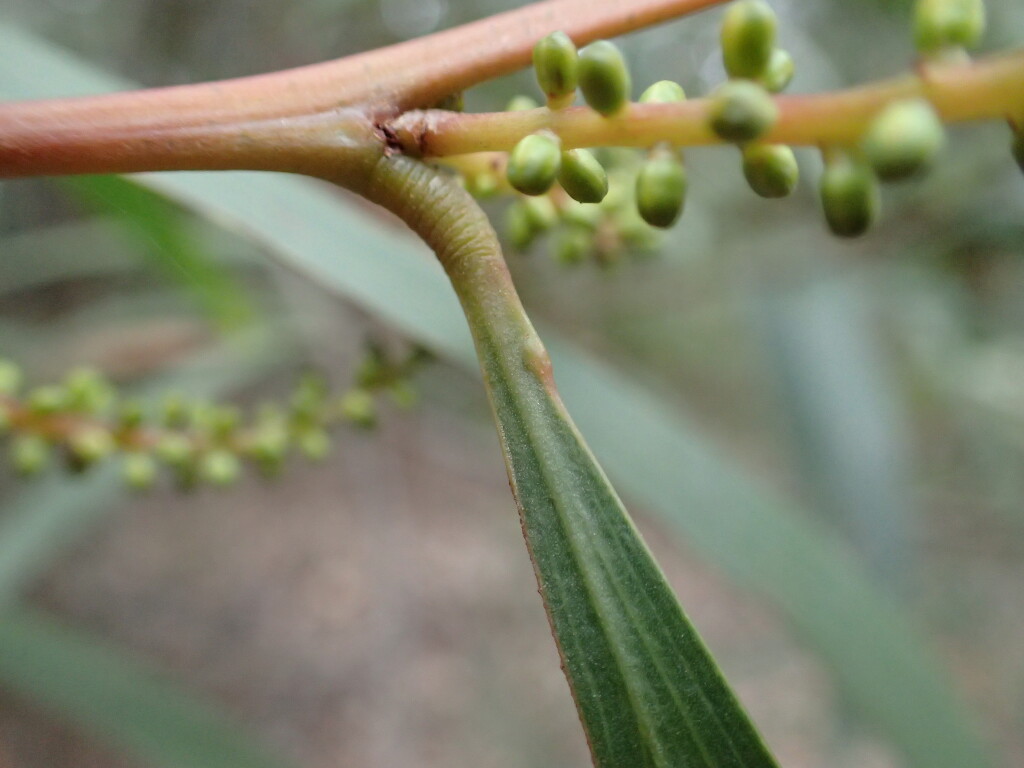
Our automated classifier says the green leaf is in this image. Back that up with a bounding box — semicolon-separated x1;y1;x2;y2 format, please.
61;175;255;330
750;275;915;580
0;219;254;297
0;607;295;768
0;25;991;768
368;155;778;766
0;220;143;294
542;337;988;768
484;330;775;766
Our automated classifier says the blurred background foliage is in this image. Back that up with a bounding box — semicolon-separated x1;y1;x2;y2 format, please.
0;0;1022;767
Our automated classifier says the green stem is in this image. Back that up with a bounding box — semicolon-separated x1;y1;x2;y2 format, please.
353;153;779;768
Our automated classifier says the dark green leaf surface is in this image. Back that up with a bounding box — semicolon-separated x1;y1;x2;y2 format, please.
0;25;992;768
0;608;295;768
363;155;779;766
474;298;778;767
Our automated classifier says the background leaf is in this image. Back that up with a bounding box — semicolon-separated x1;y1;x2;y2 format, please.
61;174;255;330
0;607;296;768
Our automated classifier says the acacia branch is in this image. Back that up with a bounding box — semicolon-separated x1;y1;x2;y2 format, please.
389;50;1024;156
0;0;726;179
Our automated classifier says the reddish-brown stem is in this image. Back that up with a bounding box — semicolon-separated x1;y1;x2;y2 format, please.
0;110;379;180
0;0;726;179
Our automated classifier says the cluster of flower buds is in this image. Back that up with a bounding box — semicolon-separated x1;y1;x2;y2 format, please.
715;1;946;239
469;0;1011;254
491;32;689;266
914;1;1020;186
0;345;430;491
711;0;799;221
480;2;796;263
502;154;664;268
914;0;986;58
816;98;945;237
815;0;990;237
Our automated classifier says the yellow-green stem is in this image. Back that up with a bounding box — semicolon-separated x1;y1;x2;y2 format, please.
389;50;1024;156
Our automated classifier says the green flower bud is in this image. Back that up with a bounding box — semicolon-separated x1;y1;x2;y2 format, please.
340;389;377;429
465;171;500;198
1013;126;1024;174
355;349;387;389
615;207;662;251
504;200;539;251
247;424;289;477
123;452;157;491
578;40;632;117
819;152;880;238
742;143;799;198
506;95;540;112
255;401;285;424
708;80;778;143
553;227;591;266
533;31;578;107
292;374;328;407
298;429;331;461
201;449;241;487
760;48;794;93
28;385;67;415
189;401;216;433
65;367;114;413
862;99;945;181
388;380;418;409
558;149;609;203
211;405;242;441
0;359;23;396
523;195;559;231
914;0;985;54
286;385;325;434
12;434;49;477
636;151;687;228
118;400;145;429
68;426;115;467
507;132;561;196
156;434;194;467
639;80;686;104
721;0;777;79
561;199;603;229
161;393;189;428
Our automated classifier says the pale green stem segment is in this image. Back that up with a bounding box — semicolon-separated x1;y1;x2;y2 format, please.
354;153;781;768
